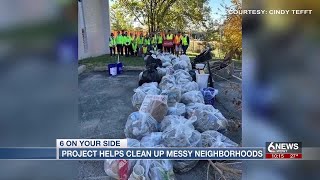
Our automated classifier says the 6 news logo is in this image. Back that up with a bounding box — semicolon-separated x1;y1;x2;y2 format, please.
265;142;302;159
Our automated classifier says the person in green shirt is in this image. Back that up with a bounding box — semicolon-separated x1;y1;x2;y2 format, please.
109;33;116;56
115;31;124;56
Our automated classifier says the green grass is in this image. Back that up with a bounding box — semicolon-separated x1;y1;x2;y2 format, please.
79;55;145;70
79;54;199;70
186;52;198;57
78;54;240;71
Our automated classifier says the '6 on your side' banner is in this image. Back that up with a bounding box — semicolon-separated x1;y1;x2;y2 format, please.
56;139;264;160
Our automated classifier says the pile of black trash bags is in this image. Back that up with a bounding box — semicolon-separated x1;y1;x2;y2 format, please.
104;51;238;180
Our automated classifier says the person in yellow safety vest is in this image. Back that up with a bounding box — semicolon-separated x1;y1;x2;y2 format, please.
151;33;157;45
123;32;131;57
137;33;144;56
109;33;116;56
131;35;138;56
157;32;163;52
128;33;134;56
165;30;174;53
151;33;158;51
174;31;182;55
115;31;124;56
144;35;151;52
142;45;148;57
181;32;190;55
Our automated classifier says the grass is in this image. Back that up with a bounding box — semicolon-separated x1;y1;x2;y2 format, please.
79;54;198;70
78;53;240;70
79;54;146;70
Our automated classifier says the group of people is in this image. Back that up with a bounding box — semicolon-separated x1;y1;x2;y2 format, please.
109;30;190;57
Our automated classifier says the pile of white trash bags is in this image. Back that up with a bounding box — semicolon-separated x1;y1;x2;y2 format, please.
104;52;238;179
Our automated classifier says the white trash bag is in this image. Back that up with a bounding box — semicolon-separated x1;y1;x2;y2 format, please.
173;69;192;83
104;139;140;179
160;87;181;106
186;103;228;132
159;75;176;90
201;130;238;147
161;116;201;147
131;160;175;180
124;111;159;140
167;103;186;116
179;81;199;94
132;82;161;109
181;91;204;104
140;132;163;147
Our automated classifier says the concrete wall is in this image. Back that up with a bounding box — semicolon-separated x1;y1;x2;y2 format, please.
78;0;111;60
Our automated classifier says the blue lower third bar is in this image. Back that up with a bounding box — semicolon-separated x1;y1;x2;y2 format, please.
0;148;56;160
59;148;264;160
0;148;265;160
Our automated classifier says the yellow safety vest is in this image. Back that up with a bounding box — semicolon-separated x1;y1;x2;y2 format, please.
137;37;144;45
181;36;188;45
109;37;116;47
144;38;151;45
125;36;132;45
132;40;137;51
151;37;157;44
158;35;163;44
166;34;173;40
116;35;123;45
143;46;148;53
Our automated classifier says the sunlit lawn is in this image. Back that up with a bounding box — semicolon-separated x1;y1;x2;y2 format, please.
79;53;241;70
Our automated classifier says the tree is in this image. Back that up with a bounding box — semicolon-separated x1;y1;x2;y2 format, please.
110;3;134;31
115;0;211;33
203;19;219;42
220;0;242;59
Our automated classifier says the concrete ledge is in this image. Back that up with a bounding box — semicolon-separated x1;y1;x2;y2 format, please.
78;65;86;75
125;66;145;71
93;66;145;72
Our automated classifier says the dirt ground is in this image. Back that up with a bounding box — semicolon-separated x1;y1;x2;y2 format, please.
78;71;242;180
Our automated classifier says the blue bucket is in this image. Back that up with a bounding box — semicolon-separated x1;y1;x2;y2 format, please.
201;87;218;106
117;62;123;74
108;63;117;76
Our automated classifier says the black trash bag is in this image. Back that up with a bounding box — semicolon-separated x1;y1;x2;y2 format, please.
139;68;162;86
192;48;213;69
145;55;162;69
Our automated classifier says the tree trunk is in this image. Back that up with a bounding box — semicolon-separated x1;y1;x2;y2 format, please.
224;49;235;62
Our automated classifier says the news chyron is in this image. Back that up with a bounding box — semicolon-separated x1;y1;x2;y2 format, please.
265;142;302;159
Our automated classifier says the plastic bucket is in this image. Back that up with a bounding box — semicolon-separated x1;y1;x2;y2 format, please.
195;63;205;69
117;62;123;74
108;63;117;76
196;74;209;90
201;87;218;106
